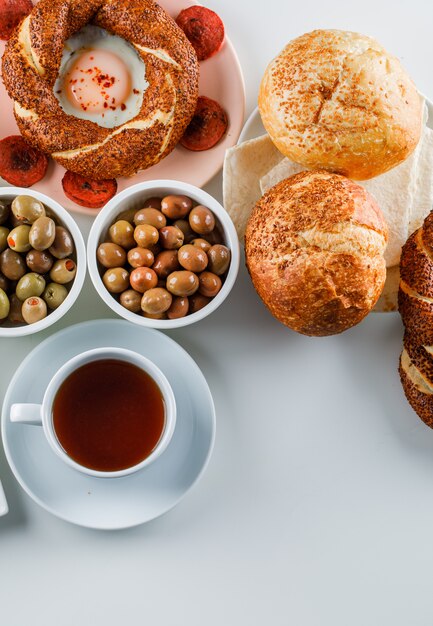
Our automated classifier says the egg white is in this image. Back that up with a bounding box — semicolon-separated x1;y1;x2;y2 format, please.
54;25;148;129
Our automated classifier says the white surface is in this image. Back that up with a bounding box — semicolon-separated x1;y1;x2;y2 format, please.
87;180;240;329
2;321;214;527
2;0;433;624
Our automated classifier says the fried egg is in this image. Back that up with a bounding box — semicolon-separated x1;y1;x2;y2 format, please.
54;25;148;129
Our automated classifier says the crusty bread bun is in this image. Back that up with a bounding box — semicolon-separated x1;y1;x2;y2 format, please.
399;211;433;427
258;30;423;180
245;170;388;336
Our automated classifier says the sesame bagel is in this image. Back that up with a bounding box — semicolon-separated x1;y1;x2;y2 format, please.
398;211;433;427
399;347;433;429
398;213;433;345
259;30;423;180
245;170;388;336
2;0;199;179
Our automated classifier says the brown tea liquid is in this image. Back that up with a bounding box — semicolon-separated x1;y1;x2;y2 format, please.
52;359;165;472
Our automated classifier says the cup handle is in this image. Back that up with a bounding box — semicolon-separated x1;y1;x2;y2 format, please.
10;403;43;425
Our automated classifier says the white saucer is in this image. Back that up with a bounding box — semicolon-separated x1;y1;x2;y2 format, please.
1;320;215;530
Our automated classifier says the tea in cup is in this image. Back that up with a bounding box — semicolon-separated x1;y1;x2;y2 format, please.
10;347;176;478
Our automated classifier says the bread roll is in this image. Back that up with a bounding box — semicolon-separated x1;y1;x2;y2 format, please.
245;170;388;336
399;212;433;427
259;30;422;180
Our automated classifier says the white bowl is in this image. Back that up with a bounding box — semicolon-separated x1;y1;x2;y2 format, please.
0;187;86;338
87;180;240;329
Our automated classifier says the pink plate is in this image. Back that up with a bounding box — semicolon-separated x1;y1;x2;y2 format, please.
0;0;245;216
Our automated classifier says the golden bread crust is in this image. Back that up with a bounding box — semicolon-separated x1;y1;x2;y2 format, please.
245;170;387;336
258;29;422;180
2;0;199;179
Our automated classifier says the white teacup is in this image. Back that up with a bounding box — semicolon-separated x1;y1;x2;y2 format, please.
10;347;176;478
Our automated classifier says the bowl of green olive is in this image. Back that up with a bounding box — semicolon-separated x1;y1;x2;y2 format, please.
0;188;86;337
87;180;240;328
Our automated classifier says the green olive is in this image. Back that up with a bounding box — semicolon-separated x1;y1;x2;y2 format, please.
130;267;158;293
102;267;129;293
134;224;159;248
143;197;162;210
133;208;166;229
189;293;211;313
166;271;199;297
152;250;180;279
29;216;56;251
142;311;167;320
16;273;46;301
0;201;10;225
161;195;192;220
207;245;230;275
49;258;77;284
43;282;68;310
206;226;224;245
198;271;222;297
0;288;10;320
159;226;184;250
191;238;211;253
49;227;74;259
178;244;208;272
7;225;31;253
189;206;216;235
167;296;189;319
141;287;172;315
127;247;154;269
21;296;47;324
109;220;135;249
97;242;126;268
0;226;9;253
173;219;195;243
26;249;53;274
9;213;22;228
0;272;9;292
11;196;45;224
120;289;142;313
116;207;137;223
0;248;26;280
8;294;25;324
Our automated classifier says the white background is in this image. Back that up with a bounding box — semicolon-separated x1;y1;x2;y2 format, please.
2;1;433;624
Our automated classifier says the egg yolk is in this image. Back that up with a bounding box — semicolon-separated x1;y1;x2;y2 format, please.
64;49;131;114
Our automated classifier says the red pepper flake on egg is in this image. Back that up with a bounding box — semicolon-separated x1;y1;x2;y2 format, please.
62;49;132;115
